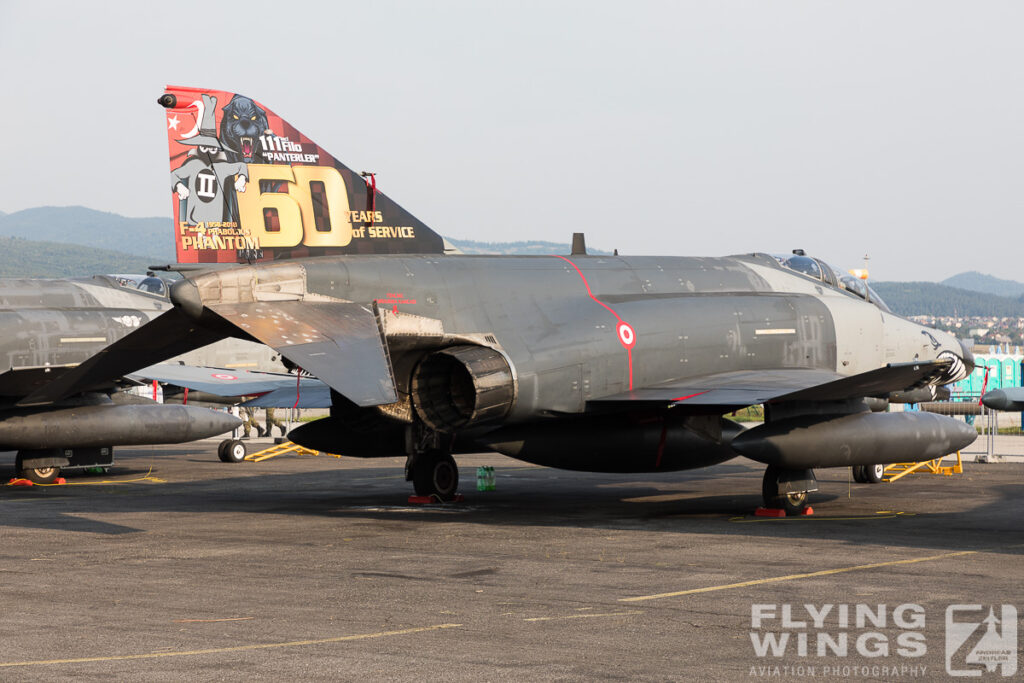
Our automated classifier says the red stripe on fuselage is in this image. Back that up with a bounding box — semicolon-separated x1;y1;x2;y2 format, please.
553;255;634;390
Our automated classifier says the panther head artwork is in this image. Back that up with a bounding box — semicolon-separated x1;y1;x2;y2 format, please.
219;94;270;163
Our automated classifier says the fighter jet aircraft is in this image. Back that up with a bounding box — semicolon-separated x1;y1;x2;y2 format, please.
0;274;241;482
21;86;977;513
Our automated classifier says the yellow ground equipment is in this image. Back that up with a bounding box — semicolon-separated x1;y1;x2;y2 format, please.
245;441;339;463
883;452;963;482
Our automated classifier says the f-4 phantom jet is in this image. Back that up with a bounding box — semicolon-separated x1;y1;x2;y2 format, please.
24;86;976;513
0;274;241;482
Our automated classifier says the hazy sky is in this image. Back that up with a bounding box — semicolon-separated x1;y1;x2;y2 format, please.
1;1;1021;281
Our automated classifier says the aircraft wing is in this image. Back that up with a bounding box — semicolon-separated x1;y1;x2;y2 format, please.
591;361;952;409
239;385;332;408
128;363;327;400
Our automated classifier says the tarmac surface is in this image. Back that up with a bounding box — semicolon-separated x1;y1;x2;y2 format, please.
1;440;1021;681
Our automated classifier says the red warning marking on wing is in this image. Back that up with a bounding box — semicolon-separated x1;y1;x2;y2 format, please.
554;255;636;390
671;392;709;402
375;292;417;305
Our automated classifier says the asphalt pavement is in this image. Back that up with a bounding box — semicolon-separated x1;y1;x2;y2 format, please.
1;441;1021;681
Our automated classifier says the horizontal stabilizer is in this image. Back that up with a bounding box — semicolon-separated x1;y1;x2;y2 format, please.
19;308;225;406
208;301;396;407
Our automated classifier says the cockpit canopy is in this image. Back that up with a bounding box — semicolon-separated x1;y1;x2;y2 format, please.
773;251;890;312
105;273;170;298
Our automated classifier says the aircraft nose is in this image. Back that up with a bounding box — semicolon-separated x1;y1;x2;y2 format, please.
958;337;975;375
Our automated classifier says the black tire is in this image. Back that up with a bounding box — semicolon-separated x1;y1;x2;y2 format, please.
412;450;459;499
852;465;866;483
18;465;61;484
219;439;247;463
762;465;809;515
15;452;62;484
863;464;885;484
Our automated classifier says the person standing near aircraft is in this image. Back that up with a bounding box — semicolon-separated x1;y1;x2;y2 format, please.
264;407;287;437
241;406;263;438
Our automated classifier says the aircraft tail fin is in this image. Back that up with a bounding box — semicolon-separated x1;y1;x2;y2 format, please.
159;85;446;264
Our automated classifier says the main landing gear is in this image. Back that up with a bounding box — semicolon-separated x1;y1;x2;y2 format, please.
218;439;247;463
852;464;885;484
406;448;460;501
762;465;818;515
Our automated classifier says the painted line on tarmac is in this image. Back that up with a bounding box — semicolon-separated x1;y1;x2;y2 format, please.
728;511;916;523
619;550;978;602
0;623;462;668
524;611;644;622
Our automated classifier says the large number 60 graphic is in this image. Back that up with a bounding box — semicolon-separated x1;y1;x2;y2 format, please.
235;164;353;248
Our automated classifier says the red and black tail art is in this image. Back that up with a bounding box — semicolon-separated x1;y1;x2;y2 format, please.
159;85;445;264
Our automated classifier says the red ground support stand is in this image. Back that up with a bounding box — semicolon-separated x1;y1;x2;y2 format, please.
407;494;465;505
754;506;814;517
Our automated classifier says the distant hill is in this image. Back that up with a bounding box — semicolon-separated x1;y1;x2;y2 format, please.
0;206;173;260
446;237;611;255
941;271;1024;298
0;236;158;277
0;206;612;262
3;208;1020;321
873;281;1024;317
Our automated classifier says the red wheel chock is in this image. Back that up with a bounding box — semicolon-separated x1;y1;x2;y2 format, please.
407;494;464;505
754;506;814;517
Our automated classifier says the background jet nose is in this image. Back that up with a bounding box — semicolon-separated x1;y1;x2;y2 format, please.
958;337;975;375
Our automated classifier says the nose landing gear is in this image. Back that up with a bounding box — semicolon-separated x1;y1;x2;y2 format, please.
762;465;817;515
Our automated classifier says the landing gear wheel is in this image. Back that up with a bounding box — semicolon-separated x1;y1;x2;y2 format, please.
852;465;866;483
19;465;61;485
863;464;885;484
412;450;459;500
14;454;61;484
218;439;247;463
762;465;810;515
